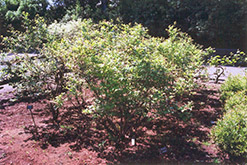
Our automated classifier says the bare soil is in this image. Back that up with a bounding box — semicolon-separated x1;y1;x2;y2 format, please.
0;82;226;164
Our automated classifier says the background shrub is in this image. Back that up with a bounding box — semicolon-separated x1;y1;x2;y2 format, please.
224;91;247;112
47;19;85;40
220;75;247;102
212;75;247;161
212;104;247;161
2;12;52;53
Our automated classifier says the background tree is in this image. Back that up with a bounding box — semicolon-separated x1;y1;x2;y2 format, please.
1;0;247;51
117;0;247;51
0;0;48;48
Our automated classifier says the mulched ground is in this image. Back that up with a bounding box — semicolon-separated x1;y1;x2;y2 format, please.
0;82;228;164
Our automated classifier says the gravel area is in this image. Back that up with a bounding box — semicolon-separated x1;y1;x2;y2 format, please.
206;66;247;82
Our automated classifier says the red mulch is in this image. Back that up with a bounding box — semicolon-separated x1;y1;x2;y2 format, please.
0;82;228;164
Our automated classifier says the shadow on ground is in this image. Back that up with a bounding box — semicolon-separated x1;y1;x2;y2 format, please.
22;87;223;164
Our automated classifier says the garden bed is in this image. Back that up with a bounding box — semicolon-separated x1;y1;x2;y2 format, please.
0;82;226;164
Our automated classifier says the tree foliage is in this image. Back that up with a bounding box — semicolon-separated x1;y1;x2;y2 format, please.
0;0;48;48
117;0;247;50
1;0;246;50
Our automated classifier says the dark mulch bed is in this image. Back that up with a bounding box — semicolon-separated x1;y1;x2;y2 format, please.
0;82;227;164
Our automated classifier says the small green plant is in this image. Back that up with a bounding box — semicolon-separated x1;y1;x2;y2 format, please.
67;151;73;159
201;141;211;146
213;158;220;164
